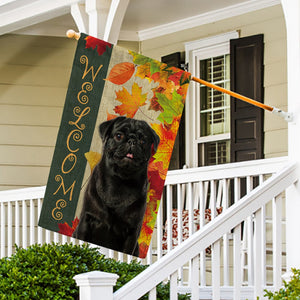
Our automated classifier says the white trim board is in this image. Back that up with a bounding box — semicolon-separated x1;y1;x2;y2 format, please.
138;0;281;41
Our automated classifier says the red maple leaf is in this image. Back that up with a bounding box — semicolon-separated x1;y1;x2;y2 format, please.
168;70;184;85
85;36;112;56
58;217;79;237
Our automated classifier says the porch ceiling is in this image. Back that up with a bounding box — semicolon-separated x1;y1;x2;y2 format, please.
0;0;281;41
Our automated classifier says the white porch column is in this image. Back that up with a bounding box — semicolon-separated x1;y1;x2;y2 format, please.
83;0;129;44
86;0;110;38
74;271;119;300
281;0;300;272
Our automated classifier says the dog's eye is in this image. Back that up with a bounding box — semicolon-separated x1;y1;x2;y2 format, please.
139;139;145;145
115;133;124;141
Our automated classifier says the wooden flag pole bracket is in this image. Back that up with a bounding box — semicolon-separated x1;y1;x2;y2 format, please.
66;29;80;40
66;30;293;123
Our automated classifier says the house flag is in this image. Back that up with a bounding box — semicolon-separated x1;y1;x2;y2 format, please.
38;33;191;258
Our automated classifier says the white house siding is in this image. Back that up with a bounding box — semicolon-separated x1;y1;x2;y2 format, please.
0;34;139;191
0;34;77;190
140;4;288;160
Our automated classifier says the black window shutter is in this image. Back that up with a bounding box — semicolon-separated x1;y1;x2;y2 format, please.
230;34;264;162
161;52;185;169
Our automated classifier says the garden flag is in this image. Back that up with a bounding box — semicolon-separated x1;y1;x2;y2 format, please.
38;33;191;258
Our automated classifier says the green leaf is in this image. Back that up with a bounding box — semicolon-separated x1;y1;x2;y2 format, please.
156;91;184;124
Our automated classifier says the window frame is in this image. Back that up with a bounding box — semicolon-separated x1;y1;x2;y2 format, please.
185;31;239;167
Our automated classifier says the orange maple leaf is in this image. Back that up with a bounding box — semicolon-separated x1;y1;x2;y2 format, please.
106;112;118;120
114;82;147;118
151;120;180;169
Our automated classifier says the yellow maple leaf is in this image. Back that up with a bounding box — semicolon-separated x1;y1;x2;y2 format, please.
85;151;101;173
114;82;147;118
135;63;151;81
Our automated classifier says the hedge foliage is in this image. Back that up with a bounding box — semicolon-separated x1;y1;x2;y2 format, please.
0;243;190;300
264;268;300;299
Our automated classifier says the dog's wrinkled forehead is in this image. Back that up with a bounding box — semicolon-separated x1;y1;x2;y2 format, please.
99;116;160;152
112;119;148;136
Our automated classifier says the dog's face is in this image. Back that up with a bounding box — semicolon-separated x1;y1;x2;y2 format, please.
99;117;160;177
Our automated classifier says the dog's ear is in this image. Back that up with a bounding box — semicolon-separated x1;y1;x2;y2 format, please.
150;129;160;154
99;116;126;142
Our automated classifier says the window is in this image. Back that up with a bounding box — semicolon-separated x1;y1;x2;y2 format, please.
198;54;230;166
185;31;239;167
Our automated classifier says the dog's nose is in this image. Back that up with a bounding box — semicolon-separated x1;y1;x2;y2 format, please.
128;138;136;146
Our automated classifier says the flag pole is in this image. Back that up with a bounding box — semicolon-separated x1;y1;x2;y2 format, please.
66;29;293;122
191;76;293;122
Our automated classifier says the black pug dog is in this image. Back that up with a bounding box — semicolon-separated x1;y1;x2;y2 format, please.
73;116;160;256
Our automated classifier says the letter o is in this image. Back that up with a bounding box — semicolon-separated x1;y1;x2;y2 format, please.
61;153;77;174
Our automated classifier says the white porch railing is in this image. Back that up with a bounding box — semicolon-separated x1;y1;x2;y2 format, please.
0;156;294;299
109;160;296;300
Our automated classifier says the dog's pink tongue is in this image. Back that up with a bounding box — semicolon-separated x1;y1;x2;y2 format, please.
126;153;134;159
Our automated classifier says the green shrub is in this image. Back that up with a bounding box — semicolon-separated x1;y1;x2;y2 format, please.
0;243;190;300
264;268;300;299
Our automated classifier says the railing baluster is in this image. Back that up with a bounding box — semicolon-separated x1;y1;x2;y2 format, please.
118;251;124;262
176;184;183;285
148;287;156;300
246;176;254;285
212;241;221;300
234;177;240;203
30;199;35;245
7;201;12;257
191;255;199;300
170;271;178;300
273;194;283;290
37;198;43;244
22;200;27;248
15;200;20;247
261;204;267;286
46;229;51;244
210;180;216;219
166;184;173;252
1;202;5;258
187;182;193;284
233;224;242;300
222;178;229;286
199;181;206;286
187;182;193;233
254;207;263;299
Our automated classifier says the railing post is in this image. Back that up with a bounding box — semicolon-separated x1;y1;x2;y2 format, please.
74;271;119;300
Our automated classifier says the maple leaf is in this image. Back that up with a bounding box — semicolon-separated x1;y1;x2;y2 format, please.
114;82;147;118
129;50;153;65
156;91;184;124
85;151;101;172
58;217;79;237
138;242;149;258
151;121;179;169
106;111;119;120
85;36;112;56
148;159;168;182
168;70;185;85
176;83;189;97
106;62;135;85
135;63;151;81
180;71;192;85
